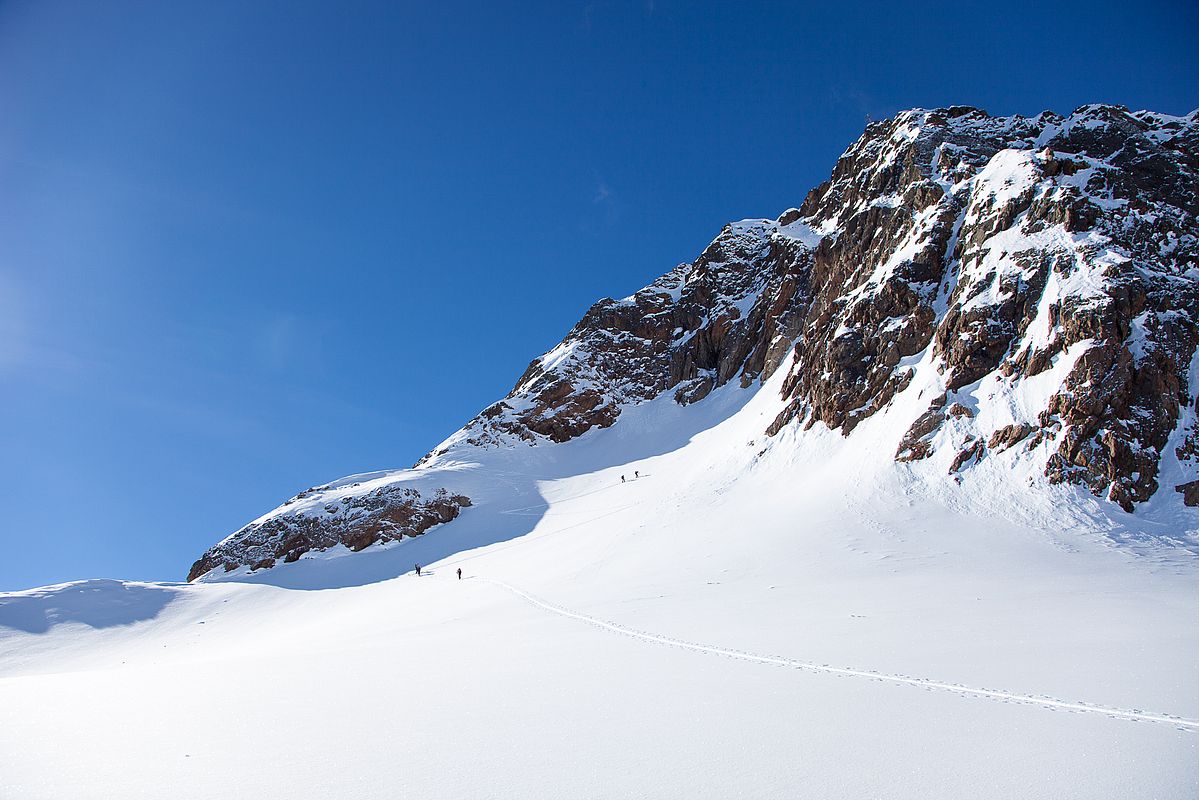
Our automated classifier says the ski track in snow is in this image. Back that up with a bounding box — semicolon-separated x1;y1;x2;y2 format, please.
481;577;1199;732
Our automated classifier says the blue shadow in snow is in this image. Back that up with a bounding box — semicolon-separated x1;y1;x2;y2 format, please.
0;579;178;634
212;473;554;591
212;382;764;591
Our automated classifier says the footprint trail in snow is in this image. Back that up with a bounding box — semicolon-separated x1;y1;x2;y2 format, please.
482;577;1199;732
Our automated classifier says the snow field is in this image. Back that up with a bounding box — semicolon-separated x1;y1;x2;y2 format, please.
2;362;1197;798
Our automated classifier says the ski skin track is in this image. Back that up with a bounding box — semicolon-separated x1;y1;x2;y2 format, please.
480;578;1199;731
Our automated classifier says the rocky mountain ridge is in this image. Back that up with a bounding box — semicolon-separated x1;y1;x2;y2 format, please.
188;103;1199;581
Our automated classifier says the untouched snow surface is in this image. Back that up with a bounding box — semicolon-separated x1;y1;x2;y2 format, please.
2;367;1198;798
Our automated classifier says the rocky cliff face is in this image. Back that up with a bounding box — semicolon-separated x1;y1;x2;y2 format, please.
428;104;1199;512
189;103;1199;581
419;217;814;457
771;105;1199;511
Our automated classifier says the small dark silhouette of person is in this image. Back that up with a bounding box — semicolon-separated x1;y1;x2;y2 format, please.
457;567;462;580
634;470;640;479
415;564;421;577
621;475;625;483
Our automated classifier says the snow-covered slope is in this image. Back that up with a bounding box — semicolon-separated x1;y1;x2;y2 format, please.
3;106;1199;798
2;367;1198;798
188;104;1199;581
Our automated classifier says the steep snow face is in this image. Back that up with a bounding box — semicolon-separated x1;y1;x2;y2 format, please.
188;104;1199;580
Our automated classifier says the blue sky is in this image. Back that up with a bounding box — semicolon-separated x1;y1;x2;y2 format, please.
1;0;1197;590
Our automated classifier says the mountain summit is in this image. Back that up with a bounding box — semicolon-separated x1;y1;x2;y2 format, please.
189;104;1199;581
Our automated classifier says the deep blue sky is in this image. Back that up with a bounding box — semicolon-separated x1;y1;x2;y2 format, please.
1;0;1196;590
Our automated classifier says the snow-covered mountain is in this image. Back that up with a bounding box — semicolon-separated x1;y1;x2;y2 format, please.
4;105;1199;800
190;104;1199;580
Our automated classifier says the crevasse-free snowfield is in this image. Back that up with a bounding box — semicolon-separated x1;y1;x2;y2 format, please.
3;372;1197;798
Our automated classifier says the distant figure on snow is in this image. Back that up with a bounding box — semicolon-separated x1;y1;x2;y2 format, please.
415;564;421;577
634;470;640;479
621;475;625;483
457;567;462;580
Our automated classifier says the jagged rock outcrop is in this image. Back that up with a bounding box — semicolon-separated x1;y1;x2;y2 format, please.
1177;480;1199;507
428;105;1198;513
768;106;1198;514
420;219;815;459
190;103;1199;580
187;485;470;581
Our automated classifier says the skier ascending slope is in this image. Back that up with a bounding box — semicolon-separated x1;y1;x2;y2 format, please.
457;568;462;580
415;564;421;577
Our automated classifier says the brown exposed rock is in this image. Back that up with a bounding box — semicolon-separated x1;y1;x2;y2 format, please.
785;105;1198;511
420;219;815;460
777;208;803;226
988;423;1034;452
1176;481;1199;507
946;403;974;419
523;383;620;443
674;376;715;406
1177;422;1199;464
896;407;946;462
1038;152;1087;177
187;487;472;582
950;439;986;473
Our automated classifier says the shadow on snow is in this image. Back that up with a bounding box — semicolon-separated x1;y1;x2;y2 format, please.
0;579;179;634
209;382;761;591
